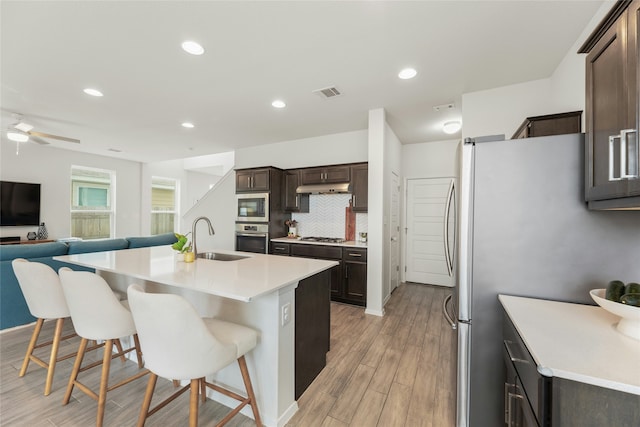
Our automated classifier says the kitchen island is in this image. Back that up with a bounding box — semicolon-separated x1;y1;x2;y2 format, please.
55;245;337;427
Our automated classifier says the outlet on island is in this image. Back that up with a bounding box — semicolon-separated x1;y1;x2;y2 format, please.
281;302;291;326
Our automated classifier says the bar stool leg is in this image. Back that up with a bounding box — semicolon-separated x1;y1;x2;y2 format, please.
44;318;65;395
238;356;262;427
137;372;158;427
133;334;144;368
189;379;199;427
63;337;88;405
19;318;44;377
114;339;126;362
200;378;206;403
96;339;113;427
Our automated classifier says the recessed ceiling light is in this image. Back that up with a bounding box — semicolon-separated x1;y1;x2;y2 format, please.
398;68;417;80
443;121;462;134
181;40;204;55
182;122;195;128
272;100;286;109
83;88;103;97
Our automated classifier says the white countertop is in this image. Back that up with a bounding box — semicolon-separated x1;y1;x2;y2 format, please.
55;246;338;302
271;237;368;249
499;294;640;395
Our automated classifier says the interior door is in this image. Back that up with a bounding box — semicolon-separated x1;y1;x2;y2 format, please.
405;177;456;287
389;172;401;298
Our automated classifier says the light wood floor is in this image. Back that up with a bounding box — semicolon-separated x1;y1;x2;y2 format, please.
0;283;455;426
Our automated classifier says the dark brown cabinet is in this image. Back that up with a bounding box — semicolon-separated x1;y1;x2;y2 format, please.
511;111;582;140
580;0;640;209
301;165;350;185
271;242;367;306
350;164;368;212
342;248;367;305
284;170;309;213
235;168;271;192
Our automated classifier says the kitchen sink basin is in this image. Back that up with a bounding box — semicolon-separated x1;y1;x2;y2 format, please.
196;252;249;261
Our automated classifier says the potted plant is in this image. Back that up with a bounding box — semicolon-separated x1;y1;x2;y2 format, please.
285;219;298;238
172;232;194;262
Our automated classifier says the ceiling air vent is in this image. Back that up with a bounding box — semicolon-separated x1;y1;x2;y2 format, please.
313;86;342;99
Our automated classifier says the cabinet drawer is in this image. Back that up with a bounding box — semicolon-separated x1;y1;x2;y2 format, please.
343;248;367;262
271;242;290;255
291;244;342;260
503;311;550;427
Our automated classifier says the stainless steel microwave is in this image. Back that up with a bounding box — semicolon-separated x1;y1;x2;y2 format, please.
236;193;269;222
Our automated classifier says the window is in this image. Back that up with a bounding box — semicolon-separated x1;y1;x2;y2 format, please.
150;177;178;235
71;166;115;239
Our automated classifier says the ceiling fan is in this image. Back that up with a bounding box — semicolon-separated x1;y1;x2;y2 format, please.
6;113;80;146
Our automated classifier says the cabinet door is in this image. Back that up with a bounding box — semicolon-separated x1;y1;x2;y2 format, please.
236;170;254;192
301;168;326;185
585;13;632;201
627;0;640;197
330;263;343;298
351;164;368;212
344;261;366;304
323;166;350;183
284;170;309;212
251;169;270;191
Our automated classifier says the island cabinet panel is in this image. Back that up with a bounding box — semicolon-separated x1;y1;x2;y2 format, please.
301;165;350;185
295;269;330;399
284;169;309;213
582;0;640;208
350;163;368;212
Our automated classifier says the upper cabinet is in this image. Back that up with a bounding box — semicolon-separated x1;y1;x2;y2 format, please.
284;170;309;213
235;167;280;193
580;0;640;209
511;111;582;139
350;164;368;212
301;165;350;185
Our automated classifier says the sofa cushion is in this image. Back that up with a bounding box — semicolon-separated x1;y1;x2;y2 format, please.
67;238;129;255
0;242;69;262
126;233;178;249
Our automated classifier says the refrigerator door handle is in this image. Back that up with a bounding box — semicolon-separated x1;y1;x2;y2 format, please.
443;179;455;277
443;294;457;330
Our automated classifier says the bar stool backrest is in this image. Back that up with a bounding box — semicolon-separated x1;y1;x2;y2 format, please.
12;258;69;319
58;268;136;341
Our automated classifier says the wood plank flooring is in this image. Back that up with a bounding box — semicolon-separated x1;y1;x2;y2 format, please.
0;283;455;426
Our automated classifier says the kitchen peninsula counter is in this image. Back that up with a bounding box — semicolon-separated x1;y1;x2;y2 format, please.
55;246;337;427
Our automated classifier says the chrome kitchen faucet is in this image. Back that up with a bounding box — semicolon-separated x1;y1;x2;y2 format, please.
191;216;215;257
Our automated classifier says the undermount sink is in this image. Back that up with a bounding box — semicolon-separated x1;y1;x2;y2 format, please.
196;252;249;261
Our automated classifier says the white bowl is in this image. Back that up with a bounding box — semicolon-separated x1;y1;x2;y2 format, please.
590;289;640;340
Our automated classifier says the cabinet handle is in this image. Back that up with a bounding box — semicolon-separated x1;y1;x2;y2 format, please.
352;195;356;206
247;176;251;187
610;129;639;181
295;194;299;207
504;340;529;364
275;247;287;251
347;253;362;257
345;265;349;279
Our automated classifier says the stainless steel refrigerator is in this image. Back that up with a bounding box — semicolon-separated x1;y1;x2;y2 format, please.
450;133;640;427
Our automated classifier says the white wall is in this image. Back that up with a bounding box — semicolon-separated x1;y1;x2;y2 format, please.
402;139;459;179
0;141;142;240
235;130;368;169
461;1;613;140
367;109;385;316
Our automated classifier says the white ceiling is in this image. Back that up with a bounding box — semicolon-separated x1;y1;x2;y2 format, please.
1;1;604;163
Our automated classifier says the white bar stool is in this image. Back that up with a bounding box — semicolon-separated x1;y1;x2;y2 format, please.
127;284;262;427
58;268;148;427
12;259;78;395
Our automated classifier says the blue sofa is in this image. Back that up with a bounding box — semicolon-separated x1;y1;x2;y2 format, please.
0;233;178;330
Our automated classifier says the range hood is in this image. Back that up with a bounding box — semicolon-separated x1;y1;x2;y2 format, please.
296;182;352;194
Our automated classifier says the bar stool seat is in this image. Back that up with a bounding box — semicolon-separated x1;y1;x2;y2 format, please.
127;283;262;427
12;259;78;396
59;268;147;427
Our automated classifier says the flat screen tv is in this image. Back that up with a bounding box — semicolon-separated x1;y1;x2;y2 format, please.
0;181;41;226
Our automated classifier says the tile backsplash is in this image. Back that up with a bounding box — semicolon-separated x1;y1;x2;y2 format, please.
291;194;368;240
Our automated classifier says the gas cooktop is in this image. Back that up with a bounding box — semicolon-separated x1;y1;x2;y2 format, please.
299;236;346;243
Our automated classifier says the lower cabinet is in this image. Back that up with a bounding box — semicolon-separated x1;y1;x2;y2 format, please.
502;309;639;427
270;242;367;306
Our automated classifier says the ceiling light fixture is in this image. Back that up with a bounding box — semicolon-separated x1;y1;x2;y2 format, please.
443;121;462;134
181;40;204;55
182;122;195;128
83;88;103;97
272;100;286;109
398;68;417;80
7;130;29;142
